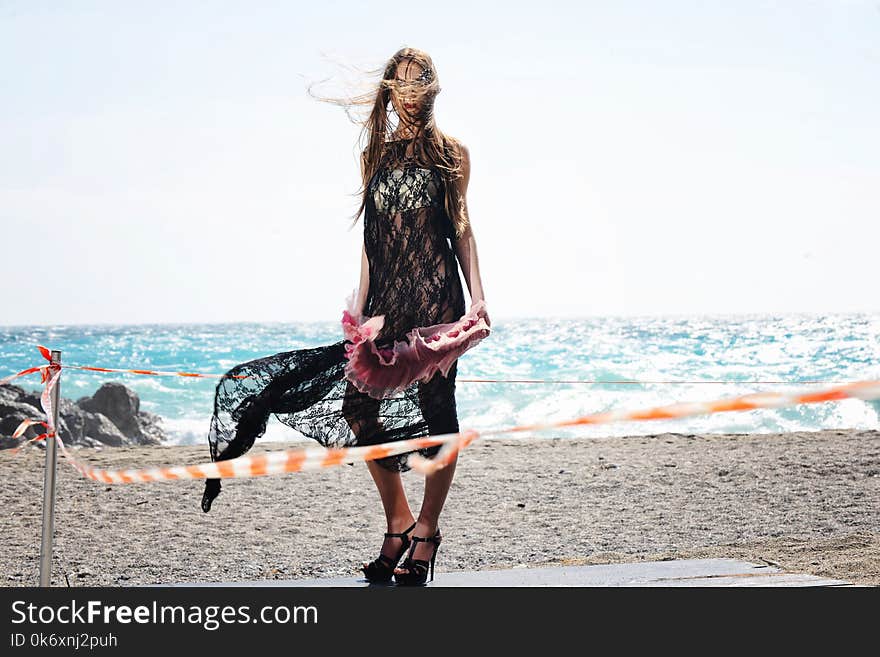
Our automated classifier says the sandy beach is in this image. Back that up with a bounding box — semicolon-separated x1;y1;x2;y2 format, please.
2;429;878;587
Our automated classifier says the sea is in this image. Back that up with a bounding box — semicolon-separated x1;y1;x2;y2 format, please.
2;313;879;447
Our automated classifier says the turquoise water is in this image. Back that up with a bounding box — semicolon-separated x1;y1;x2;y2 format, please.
2;313;879;446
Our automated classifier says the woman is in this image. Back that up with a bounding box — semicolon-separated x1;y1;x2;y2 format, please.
201;47;490;587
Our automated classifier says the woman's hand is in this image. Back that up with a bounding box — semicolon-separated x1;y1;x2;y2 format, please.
473;298;490;328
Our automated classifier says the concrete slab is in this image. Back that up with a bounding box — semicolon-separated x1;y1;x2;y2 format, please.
165;558;851;587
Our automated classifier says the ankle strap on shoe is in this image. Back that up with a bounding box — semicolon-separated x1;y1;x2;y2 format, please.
411;533;441;544
384;521;417;539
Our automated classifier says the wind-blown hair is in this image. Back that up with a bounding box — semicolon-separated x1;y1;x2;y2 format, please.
307;47;470;240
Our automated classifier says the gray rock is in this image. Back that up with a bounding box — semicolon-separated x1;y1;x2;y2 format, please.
0;384;41;409
76;382;165;446
1;381;167;449
0;399;43;449
0;385;22;404
18;389;43;410
135;410;164;446
0;383;44;410
0;398;43;421
77;383;141;437
81;411;127;447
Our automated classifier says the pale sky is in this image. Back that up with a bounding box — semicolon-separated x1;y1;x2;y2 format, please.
1;1;878;326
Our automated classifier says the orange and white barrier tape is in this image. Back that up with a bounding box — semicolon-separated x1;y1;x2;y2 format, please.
0;347;57;384
0;365;50;386
9;345;880;483
4;345;249;381
60;364;249;380
11;415;467;483
5;344;862;386
408;378;880;473
9;418;54;455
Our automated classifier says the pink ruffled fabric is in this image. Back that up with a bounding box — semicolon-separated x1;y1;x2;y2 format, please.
341;291;491;399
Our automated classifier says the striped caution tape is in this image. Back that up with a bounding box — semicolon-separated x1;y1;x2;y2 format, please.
9;418;54;455
60;364;250;380
48;341;249;379
2;345;249;381
408;378;880;474
10;346;880;483
2;344;864;387
19;348;474;482
13;417;462;483
0;347;56;384
0;365;50;386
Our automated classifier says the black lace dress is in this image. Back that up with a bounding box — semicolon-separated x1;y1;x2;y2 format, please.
201;137;490;511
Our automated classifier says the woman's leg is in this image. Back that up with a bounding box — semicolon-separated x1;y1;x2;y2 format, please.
397;363;460;570
342;382;416;563
366;460;417;532
409;452;458;543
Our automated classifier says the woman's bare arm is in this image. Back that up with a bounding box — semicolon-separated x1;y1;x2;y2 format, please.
451;144;487;308
355;240;370;316
451;144;491;327
353;150;370;317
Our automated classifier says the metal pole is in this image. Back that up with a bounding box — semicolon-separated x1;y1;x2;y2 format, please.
39;349;61;587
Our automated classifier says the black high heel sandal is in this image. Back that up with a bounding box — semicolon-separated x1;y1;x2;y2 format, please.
394;528;442;586
361;521;417;583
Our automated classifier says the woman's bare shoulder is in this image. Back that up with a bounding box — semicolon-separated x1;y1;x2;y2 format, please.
443;136;470;166
444;134;467;151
